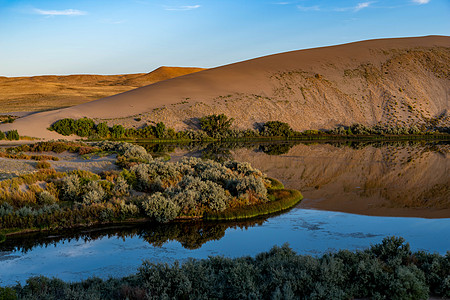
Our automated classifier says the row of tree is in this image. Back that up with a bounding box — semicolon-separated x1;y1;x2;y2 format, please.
49;114;448;141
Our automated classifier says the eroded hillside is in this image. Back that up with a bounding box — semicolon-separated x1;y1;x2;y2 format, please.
1;36;448;140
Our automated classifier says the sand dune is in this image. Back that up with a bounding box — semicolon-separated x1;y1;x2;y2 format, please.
0;66;205;113
1;36;449;140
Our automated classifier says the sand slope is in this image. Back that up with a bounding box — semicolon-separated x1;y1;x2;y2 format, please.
0;67;205;113
1;36;449;140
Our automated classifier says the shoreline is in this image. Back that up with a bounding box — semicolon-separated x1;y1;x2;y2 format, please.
1;186;301;242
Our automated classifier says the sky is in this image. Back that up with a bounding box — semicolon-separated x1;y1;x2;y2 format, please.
0;0;449;77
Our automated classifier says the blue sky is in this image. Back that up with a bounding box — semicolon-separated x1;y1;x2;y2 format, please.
0;0;449;76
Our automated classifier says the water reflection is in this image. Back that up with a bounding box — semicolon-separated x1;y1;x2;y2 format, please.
1;219;266;254
1;207;449;285
139;140;449;217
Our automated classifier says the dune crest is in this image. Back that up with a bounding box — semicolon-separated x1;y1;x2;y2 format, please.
1;36;449;140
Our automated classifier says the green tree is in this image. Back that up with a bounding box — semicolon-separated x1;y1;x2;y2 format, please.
6;129;19;140
111;124;125;139
96;122;110;137
154;122;166;139
0;131;5;140
199;114;234;136
261;121;293;137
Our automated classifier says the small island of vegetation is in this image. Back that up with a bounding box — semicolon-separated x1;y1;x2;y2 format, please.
0;141;302;242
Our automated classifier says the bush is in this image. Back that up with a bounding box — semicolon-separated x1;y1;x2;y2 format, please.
50;118;75;136
141;192;180;223
0;131;5;140
261;121;293;137
37;191;57;205
111;124;125;139
81;181;105;205
60;174;81;201
36;161;51;169
74;117;95;137
6;130;19;140
199;114;234;136
154;122;166;138
96;122;110;137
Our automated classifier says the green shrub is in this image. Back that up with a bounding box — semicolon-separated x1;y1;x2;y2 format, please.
141;192;180;223
96;122;110;137
154;122;166;138
0;286;16;300
199;114;234;136
111;124;125;139
0;131;5;140
36;161;51;169
6;130;19;140
81;181;105;205
59;174;81;201
74;117;95;137
261;121;293;137
50;118;75;136
37;191;57;205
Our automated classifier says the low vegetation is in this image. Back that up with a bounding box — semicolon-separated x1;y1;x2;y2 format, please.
47;115;449;142
1;237;449;299
0;141;297;239
0;130;20;141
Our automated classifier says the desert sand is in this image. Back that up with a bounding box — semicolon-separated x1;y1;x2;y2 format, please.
0;36;449;141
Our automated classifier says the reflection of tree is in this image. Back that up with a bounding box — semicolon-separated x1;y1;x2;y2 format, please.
259;143;294;155
0;219;266;253
200;143;233;162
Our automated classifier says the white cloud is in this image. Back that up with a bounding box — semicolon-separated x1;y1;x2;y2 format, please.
34;8;87;16
164;5;201;11
334;1;374;12
297;5;321;11
412;0;430;4
354;2;373;11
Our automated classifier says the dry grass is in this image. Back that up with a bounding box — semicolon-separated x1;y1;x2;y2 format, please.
0;67;205;113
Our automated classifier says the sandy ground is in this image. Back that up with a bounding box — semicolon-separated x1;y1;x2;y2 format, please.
0;36;448;142
0;152;118;179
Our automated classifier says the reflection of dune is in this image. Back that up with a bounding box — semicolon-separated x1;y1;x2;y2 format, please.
232;142;450;218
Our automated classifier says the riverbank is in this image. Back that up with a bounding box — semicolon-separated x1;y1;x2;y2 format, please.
1;237;448;299
0;184;301;242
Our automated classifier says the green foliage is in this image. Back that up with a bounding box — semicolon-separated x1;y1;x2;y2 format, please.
6;130;19;140
35;161;51;169
154;122;166;138
96;122;110;137
6;237;448;300
37;191;57;205
0;287;16;300
110;124;125;139
199;114;234;136
0;131;5;140
59;174;81;201
261;121;293;137
74;117;95;137
141;192;180;223
50;118;75;136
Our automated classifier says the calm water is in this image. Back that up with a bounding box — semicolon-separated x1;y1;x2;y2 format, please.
0;141;449;286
